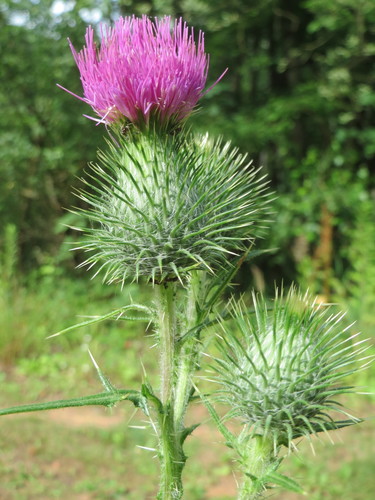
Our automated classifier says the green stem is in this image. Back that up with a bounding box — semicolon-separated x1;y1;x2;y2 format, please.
156;282;185;500
155;274;206;499
157;283;177;406
173;271;201;431
238;434;275;500
0;390;142;416
157;407;185;500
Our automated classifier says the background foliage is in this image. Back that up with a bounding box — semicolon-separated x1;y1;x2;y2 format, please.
1;0;374;295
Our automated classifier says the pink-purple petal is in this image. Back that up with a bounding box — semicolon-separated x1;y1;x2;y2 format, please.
60;15;225;129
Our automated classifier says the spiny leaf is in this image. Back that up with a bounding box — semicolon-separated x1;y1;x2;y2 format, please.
0;390;146;417
88;349;118;394
180;423;200;445
197;388;236;447
47;304;151;339
263;472;305;494
141;382;163;414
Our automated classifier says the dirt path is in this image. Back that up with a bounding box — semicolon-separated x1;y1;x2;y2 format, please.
42;405;126;428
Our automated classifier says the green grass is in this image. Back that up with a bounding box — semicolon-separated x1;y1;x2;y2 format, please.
0;276;374;499
0;407;158;499
278;414;375;500
0;379;374;499
0;275;153;391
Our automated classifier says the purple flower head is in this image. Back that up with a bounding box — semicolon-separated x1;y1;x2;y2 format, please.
59;16;226;130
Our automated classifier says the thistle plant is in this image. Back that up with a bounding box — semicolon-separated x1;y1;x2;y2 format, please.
209;288;371;498
58;15;225;131
1;15;372;500
75;132;270;284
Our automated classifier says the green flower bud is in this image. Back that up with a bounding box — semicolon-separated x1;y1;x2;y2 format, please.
74;132;272;285
212;287;371;449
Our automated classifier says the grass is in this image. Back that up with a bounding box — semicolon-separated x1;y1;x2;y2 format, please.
0;275;374;499
0;407;157;499
278;415;375;500
0;274;152;389
0;380;374;499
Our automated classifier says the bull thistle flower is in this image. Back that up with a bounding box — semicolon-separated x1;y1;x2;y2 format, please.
210;287;372;498
74;132;271;285
213;287;371;449
59;16;225;131
1;11;372;500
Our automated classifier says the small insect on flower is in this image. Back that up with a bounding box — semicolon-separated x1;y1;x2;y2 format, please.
58;16;226;132
212;287;372;450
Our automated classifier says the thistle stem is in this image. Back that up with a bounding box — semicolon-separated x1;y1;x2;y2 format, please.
157;406;185;500
156;282;185;500
173;271;201;431
157;282;177;406
238;434;275;500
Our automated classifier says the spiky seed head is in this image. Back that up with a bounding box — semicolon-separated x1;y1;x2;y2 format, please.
74;132;272;285
59;16;225;131
212;287;371;448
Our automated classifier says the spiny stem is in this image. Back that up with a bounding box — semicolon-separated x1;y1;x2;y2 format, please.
238;434;275;500
155;274;207;499
156;281;185;499
173;271;201;431
0;390;140;416
156;282;177;405
157;406;185;500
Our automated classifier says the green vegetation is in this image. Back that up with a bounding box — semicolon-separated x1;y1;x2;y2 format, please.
1;396;373;499
1;0;374;289
0;252;374;498
0;0;374;498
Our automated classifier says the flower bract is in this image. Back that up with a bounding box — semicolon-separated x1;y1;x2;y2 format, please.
60;16;224;131
74;132;271;285
212;288;371;449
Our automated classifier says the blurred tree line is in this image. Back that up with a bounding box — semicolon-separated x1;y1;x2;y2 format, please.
1;0;374;298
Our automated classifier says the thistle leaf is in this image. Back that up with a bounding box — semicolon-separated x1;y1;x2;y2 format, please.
263;472;305;494
47;304;151;339
0;390;147;417
180;423;200;445
197;388;236;447
141;382;163;414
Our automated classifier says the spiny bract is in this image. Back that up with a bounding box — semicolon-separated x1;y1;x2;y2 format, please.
212;287;371;448
74;132;271;285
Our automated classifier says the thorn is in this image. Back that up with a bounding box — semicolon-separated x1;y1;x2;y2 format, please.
140;359;147;378
88;348;116;393
308;438;316;456
126;407;139;427
88;348;100;371
137;445;157;452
